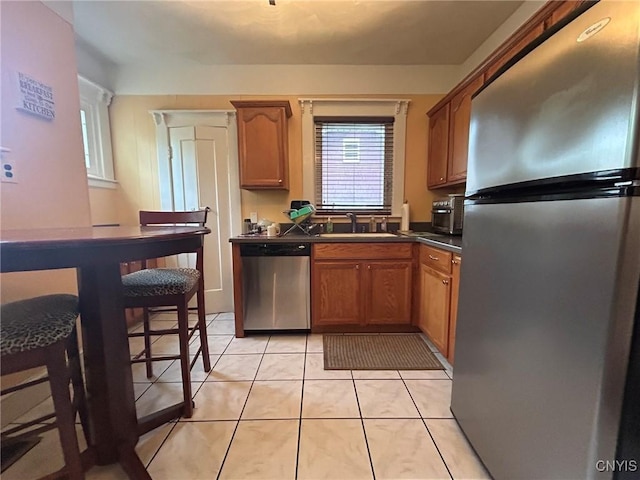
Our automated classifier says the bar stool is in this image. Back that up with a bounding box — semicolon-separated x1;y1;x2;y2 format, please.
123;209;211;418
1;294;88;479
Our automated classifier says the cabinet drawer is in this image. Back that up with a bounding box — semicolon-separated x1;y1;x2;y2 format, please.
420;245;452;274
314;242;413;260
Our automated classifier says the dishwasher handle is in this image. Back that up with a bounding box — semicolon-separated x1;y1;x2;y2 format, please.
239;243;311;257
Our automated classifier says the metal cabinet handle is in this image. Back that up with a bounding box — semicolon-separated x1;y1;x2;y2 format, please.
428;255;439;261
452;260;459;264
442;279;449;285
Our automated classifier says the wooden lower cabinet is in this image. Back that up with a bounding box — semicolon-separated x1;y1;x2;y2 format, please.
448;255;462;364
312;261;362;327
311;243;415;331
418;264;451;356
417;245;463;361
366;261;413;324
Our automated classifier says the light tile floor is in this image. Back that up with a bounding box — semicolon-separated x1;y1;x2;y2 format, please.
2;312;490;480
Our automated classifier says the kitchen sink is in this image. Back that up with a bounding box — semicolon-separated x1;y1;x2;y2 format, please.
319;233;397;238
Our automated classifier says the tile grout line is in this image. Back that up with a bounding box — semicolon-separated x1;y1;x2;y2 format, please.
351;372;377;480
294;335;309;480
215;335;269;480
399;375;455;480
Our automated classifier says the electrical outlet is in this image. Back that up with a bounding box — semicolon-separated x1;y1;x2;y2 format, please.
0;147;16;183
250;212;258;223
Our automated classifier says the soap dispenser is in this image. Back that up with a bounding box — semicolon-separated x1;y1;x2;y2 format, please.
369;216;376;233
326;217;333;233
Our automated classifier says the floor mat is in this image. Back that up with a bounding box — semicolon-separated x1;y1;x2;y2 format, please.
323;334;444;370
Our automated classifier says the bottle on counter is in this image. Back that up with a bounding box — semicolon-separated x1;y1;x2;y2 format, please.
369;216;376;233
381;216;388;232
242;218;252;235
326;217;333;233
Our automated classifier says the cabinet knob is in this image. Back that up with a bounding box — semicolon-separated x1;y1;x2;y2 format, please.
367;265;371;270
278;179;283;183
428;255;439;261
439;177;444;181
442;279;449;285
452;260;459;264
355;265;359;270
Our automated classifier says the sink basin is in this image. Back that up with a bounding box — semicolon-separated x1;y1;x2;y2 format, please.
320;233;397;238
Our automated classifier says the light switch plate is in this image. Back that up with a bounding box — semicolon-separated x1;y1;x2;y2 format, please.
0;147;16;183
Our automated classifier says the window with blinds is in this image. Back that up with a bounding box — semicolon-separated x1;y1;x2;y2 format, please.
314;117;394;214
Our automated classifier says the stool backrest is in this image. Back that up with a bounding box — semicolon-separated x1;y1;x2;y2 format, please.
139;208;209;227
139;208;210;268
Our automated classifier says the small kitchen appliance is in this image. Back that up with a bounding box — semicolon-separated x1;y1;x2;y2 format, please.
431;194;464;235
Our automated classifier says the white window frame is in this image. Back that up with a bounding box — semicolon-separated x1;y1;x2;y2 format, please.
78;75;116;189
300;98;409;217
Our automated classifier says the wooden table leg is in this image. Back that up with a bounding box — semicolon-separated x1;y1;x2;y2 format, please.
77;264;138;465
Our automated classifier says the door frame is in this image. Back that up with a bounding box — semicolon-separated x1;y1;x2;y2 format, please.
150;110;241;312
150;109;242;238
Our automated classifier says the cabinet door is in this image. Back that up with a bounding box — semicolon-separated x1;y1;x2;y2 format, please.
236;106;289;189
418;264;451;356
547;1;584;29
485;22;545;80
312;261;362;326
427;104;450;188
447;255;462;365
448;75;484;184
365;260;412;324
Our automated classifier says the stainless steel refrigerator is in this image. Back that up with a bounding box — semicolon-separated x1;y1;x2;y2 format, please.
450;1;640;479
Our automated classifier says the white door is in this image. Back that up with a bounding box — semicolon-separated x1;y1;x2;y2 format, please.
153;111;240;313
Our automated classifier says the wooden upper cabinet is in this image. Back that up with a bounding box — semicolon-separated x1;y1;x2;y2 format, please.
448;75;484;183
231;100;292;190
427;103;450;188
485;21;545;80
547;1;585;29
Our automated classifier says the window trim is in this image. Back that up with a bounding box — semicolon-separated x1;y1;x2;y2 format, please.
300;98;409;217
78;75;116;189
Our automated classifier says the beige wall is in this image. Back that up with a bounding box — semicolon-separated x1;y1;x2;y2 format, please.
0;1;92;302
108;94;447;228
88;186;121;225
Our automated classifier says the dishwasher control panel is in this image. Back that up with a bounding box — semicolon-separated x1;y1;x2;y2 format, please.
239;243;311;257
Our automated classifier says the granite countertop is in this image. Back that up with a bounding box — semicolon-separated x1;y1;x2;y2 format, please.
229;231;463;254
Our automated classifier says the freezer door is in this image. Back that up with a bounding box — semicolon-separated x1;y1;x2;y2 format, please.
467;0;640;194
451;197;639;480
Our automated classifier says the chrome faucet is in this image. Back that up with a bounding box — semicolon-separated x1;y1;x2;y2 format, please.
345;212;357;233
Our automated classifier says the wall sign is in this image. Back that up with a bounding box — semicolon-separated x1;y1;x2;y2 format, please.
16;72;55;120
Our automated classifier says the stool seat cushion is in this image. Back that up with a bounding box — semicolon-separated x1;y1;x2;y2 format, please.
122;268;200;297
1;294;79;356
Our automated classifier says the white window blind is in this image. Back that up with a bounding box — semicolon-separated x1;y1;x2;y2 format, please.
314;117;394;214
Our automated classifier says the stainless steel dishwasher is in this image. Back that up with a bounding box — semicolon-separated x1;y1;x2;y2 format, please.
240;243;311;331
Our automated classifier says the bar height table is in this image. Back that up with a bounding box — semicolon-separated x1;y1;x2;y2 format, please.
0;225;210;479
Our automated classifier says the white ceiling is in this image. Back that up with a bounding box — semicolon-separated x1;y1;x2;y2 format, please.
71;0;524;67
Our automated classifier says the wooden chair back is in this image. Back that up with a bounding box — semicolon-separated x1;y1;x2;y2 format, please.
139;208;210;269
139;208;209;227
